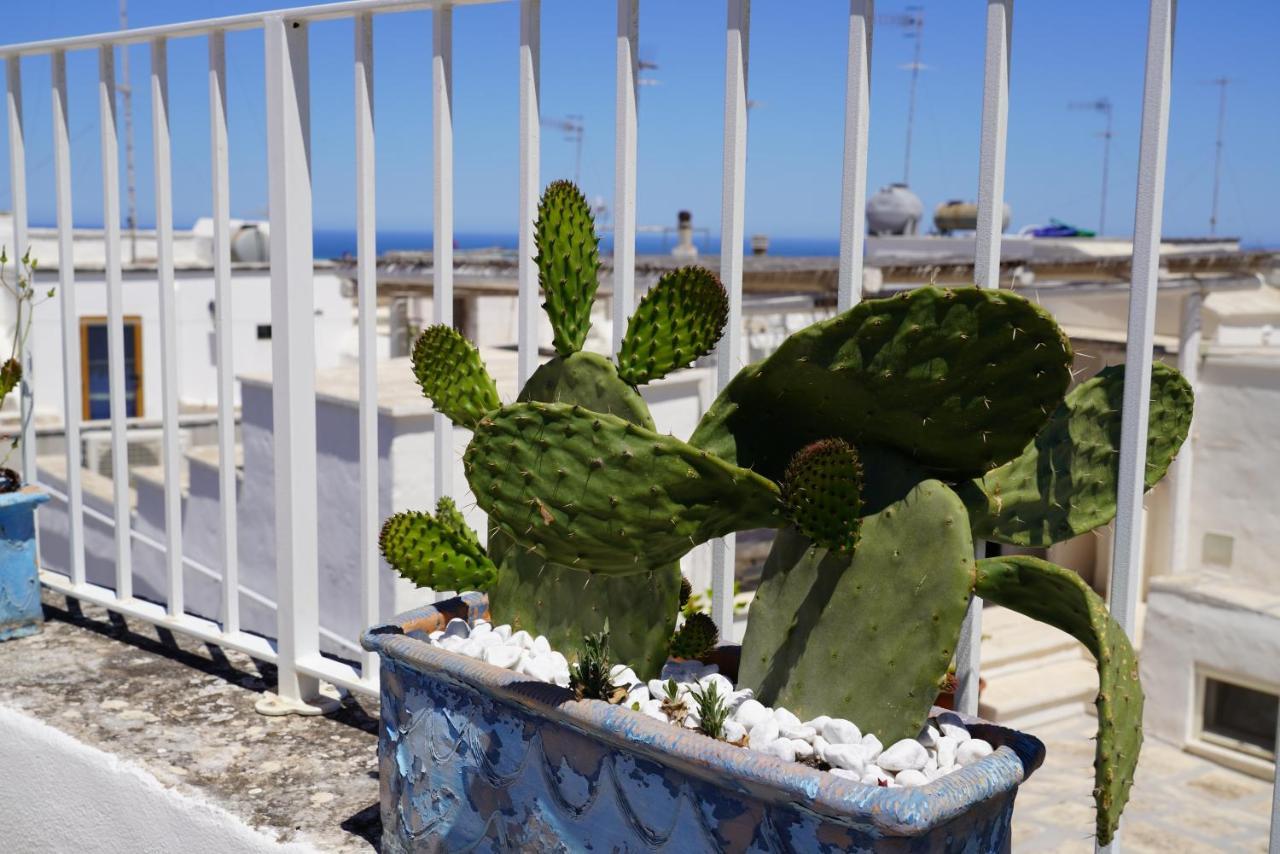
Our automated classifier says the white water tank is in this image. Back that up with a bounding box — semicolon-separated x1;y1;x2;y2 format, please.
867;184;923;236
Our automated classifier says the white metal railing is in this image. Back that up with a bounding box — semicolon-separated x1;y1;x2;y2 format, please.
5;2;1268;848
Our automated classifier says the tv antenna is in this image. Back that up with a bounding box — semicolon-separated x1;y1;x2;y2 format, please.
1205;77;1231;236
878;6;926;186
1069;97;1114;235
541;115;585;187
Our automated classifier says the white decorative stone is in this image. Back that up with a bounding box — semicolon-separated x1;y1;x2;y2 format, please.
483;644;521;669
830;768;860;781
861;765;892;786
939;722;971;744
804;715;832;732
443;618;470;639
626;685;651;707
428;630;444;641
780;723;816;742
757;739;795;762
725;689;754;712
861;733;883;760
790;739;815;760
917;724;939;749
641;699;667;722
610;665;640;689
749;718;780;747
470;621;493;638
773;707;802;729
822;743;866;773
509;630;534;650
522;656;556;684
878;739;928;772
476;632;502;649
895;769;929;788
955;739;993;767
821;718;862;745
493;624;512;641
722;720;747;743
936;735;958;770
812;735;830;760
734;699;772;731
699;673;734;698
457;639;485;658
438;635;466;653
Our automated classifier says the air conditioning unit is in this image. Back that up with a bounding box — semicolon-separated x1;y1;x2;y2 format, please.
81;428;192;481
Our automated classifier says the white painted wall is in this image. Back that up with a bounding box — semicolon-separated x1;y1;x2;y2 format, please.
26;268;353;419
0;706;310;854
1181;352;1280;591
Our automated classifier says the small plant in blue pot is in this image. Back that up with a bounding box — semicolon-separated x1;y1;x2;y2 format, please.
0;250;52;641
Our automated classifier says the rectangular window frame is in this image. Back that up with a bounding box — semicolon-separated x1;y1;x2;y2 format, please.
80;315;145;421
1193;665;1278;764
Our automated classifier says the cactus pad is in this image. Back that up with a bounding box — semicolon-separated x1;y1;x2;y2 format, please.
781;438;864;552
380;509;497;592
536;180;600;356
411;325;502;428
669;611;719;660
958;362;1193;546
518;351;654;428
616;267;729;386
738;479;975;744
488;529;680;679
690;286;1072;480
974;555;1142;846
465;401;782;573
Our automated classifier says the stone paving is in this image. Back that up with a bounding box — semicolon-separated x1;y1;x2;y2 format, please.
1013;713;1274;852
1;591;1274;851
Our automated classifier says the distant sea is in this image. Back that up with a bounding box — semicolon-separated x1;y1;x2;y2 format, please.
312;228;841;261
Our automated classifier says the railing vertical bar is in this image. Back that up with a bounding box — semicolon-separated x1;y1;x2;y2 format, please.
1101;1;1177;851
1270;718;1279;854
6;58;37;486
611;0;638;355
711;0;749;637
957;0;1014;718
516;0;540;387
209;30;239;634
432;6;454;505
836;0;873;313
99;44;134;599
151;37;184;616
264;14;321;703
354;13;379;678
51;50;85;586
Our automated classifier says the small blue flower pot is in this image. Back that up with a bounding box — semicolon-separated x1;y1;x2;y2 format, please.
0;486;50;641
363;594;1045;853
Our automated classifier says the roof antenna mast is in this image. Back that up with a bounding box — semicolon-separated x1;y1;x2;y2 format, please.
1068;97;1114;236
878;7;926;187
1207;77;1230;236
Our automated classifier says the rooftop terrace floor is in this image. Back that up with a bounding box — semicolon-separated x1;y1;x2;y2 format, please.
0;591;1272;852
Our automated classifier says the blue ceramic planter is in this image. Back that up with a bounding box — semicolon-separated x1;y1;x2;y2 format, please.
0;486;49;641
363;594;1045;853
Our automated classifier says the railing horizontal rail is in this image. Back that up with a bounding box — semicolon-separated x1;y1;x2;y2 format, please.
0;0;499;58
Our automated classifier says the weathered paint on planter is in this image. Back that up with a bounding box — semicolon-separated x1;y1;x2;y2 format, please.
363;595;1045;853
0;487;49;641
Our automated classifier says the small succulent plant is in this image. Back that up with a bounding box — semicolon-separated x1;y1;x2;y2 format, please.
569;628;626;704
687;681;731;741
669;612;719;661
658;678;687;726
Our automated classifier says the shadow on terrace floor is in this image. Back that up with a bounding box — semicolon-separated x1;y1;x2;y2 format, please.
0;590;382;852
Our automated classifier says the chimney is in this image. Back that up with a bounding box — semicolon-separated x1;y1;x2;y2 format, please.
750;234;769;256
672;210;698;258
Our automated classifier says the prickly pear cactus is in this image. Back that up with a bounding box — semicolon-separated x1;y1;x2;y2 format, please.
781;438;863;552
689;286;1073;480
465;401;782;573
410;325;501;429
974;555;1142;846
616;266;728;385
957;362;1194;546
669;611;719;660
386;180;731;679
379;499;497;592
536;180;600;356
738;476;975;745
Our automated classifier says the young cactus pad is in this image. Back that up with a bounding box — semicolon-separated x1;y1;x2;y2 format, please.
781;438;864;552
411;325;501;429
957;361;1193;546
689;286;1073;480
464;401;782;573
535;180;600;356
974;555;1142;846
379;499;497;592
616;266;729;386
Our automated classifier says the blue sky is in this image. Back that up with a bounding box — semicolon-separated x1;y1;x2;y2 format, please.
1;1;1277;246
